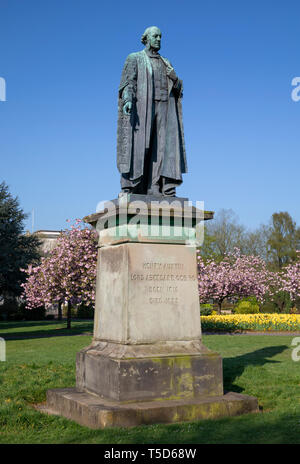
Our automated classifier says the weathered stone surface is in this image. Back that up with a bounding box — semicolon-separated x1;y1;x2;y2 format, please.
41;388;259;429
94;242;201;344
76;341;223;401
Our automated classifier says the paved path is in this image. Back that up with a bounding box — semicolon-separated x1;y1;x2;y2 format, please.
203;331;300;336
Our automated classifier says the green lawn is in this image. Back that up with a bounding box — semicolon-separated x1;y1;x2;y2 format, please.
0;321;300;444
0;319;93;339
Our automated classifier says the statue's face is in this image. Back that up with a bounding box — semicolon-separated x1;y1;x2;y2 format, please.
147;27;162;51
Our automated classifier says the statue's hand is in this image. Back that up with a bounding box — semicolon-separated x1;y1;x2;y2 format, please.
166;66;178;82
123;101;132;115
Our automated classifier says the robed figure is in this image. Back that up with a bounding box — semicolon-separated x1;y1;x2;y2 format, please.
117;26;187;197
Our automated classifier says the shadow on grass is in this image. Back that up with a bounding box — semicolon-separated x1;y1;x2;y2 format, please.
0;321;60;330
0;320;93;340
59;409;300;444
223;345;288;394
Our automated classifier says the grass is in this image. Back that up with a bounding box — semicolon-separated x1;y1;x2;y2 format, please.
0;319;93;340
1;320;300;443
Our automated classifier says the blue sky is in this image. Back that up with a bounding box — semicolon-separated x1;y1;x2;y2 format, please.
0;0;299;232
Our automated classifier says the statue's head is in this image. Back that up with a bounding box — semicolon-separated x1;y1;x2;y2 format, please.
141;26;162;51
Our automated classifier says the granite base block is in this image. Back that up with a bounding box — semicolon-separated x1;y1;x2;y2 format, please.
40;388;259;429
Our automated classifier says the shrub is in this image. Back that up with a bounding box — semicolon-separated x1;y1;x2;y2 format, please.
234;297;259;314
10;312;24;321
22;305;45;320
0;300;45;320
259;301;279;313
77;304;94;319
200;304;213;316
0;300;19;320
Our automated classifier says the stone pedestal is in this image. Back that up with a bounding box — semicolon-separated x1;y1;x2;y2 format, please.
40;195;258;428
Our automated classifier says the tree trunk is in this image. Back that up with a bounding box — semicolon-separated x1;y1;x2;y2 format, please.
279;300;285;313
58;301;62;321
217;301;222;315
67;301;72;329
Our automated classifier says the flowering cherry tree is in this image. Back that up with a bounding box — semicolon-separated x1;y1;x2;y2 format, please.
197;249;280;314
22;220;98;328
281;251;300;303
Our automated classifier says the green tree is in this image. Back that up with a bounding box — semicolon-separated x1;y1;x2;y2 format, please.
0;182;40;303
242;225;270;261
267;212;300;269
200;209;246;262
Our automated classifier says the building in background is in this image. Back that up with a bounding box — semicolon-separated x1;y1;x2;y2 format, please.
34;230;61;317
35;230;61;257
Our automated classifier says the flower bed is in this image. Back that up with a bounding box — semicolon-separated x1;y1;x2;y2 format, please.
200;313;300;333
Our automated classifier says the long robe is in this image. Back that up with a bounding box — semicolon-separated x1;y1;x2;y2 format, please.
117;50;187;184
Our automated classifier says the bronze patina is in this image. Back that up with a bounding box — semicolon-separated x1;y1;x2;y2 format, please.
117;26;187;197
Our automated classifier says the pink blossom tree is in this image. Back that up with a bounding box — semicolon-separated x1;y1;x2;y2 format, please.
281;251;300;304
22;220;98;328
197;249;280;314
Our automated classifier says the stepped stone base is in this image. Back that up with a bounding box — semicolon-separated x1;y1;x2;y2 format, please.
76;341;224;402
39;388;258;429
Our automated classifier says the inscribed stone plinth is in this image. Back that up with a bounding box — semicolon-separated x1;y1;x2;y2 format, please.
93;242;201;343
76;240;224;402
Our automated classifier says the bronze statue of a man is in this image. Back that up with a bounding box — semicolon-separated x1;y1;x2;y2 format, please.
117;26;187;197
